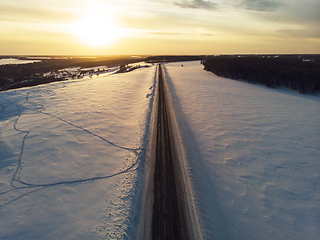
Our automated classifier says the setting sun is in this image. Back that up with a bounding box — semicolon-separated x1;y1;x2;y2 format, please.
71;10;125;47
0;0;320;239
0;0;319;54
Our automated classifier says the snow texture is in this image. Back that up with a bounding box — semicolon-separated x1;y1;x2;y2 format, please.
0;58;41;65
164;61;320;240
0;66;157;239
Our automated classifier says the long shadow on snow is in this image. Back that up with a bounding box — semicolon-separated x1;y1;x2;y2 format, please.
163;66;233;240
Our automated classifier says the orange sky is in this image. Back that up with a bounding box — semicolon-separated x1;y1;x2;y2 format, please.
0;0;319;55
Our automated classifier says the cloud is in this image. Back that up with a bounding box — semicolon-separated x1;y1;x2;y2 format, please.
150;31;214;36
0;5;76;23
174;0;219;10
151;31;182;35
240;0;285;12
278;26;320;39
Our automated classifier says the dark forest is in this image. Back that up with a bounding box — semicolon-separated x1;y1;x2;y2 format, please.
203;55;320;94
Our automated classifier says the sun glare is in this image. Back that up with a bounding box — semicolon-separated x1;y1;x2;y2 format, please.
71;11;125;47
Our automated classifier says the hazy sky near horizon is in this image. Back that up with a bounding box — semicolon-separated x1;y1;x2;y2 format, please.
0;0;319;55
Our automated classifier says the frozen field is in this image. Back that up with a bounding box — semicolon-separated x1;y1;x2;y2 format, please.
164;61;320;240
1;60;319;239
0;58;41;65
0;66;157;239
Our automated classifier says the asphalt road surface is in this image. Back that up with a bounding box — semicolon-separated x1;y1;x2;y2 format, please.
152;65;185;240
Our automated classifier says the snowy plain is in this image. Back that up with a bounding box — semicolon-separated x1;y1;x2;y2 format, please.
0;65;157;239
1;59;319;240
164;61;320;240
0;58;41;65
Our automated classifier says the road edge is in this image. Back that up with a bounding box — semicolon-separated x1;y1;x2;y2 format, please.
161;64;203;240
135;66;159;240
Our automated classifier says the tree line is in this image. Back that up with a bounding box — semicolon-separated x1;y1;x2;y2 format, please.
0;55;207;91
145;55;205;63
0;57;141;91
202;55;320;94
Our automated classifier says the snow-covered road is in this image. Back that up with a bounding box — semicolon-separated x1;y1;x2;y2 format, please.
0;66;157;239
164;61;320;240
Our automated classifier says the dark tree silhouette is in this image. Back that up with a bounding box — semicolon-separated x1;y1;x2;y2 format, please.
203;55;320;94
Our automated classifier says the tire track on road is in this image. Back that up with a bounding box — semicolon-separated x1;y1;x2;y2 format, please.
152;64;187;240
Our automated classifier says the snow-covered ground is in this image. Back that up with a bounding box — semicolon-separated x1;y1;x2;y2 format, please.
0;66;157;239
0;58;41;65
45;66;120;80
164;61;320;240
1;60;319;239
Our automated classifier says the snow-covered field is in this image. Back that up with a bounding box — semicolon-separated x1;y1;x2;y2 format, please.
1;60;319;239
0;58;41;65
164;61;320;240
0;66;157;239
